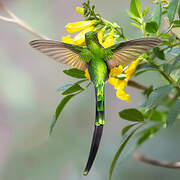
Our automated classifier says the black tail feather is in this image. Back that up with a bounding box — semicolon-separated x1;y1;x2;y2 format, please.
83;84;105;176
83;125;103;176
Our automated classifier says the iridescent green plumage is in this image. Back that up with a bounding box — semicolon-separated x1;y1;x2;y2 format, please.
29;32;161;175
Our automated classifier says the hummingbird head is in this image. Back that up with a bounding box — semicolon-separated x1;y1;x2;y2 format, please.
85;31;101;49
85;31;98;40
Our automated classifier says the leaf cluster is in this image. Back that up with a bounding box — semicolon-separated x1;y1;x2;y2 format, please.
49;69;90;134
109;0;180;179
82;0;128;41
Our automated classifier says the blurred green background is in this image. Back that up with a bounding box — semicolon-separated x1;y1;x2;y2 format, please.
0;0;180;179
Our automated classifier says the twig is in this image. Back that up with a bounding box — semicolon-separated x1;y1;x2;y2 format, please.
134;153;180;169
128;80;148;91
0;1;48;39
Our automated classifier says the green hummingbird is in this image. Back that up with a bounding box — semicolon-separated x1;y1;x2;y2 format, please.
29;31;161;175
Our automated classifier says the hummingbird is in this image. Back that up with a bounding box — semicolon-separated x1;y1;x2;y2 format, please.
29;31;161;175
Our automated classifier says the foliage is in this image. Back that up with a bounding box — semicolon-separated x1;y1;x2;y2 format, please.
109;0;180;179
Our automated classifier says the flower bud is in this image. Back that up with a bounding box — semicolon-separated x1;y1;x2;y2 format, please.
76;7;84;15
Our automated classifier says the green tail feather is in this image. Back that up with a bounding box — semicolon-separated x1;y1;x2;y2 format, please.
83;83;105;176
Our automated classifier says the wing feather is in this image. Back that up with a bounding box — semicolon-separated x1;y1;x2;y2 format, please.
107;38;161;69
29;40;88;71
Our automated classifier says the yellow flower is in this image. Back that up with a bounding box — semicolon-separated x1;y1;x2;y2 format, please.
65;20;96;33
85;69;90;80
63;19;114;47
101;30;115;48
97;29;104;44
108;65;123;76
125;60;139;81
62;35;75;44
98;29;115;48
116;89;130;102
76;7;84;15
108;60;139;102
62;20;96;46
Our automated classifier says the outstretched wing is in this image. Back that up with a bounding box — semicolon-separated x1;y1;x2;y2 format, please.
29;40;88;71
107;38;161;69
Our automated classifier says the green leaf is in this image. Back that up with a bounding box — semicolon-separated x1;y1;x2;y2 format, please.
153;47;165;60
122;123;139;136
137;124;161;145
152;3;162;28
62;84;84;95
142;7;149;18
119;108;144;122
166;99;180;126
159;33;171;39
75;79;88;84
135;69;157;76
170;53;180;72
57;84;74;92
178;77;180;85
131;22;141;29
163;64;173;74
150;111;166;122
163;54;180;73
142;109;166;122
50;94;77;134
135;63;158;76
143;85;153;97
109;124;143;180
57;80;87;93
130;0;142;18
168;0;179;24
63;68;86;79
127;10;141;23
173;20;180;27
145;85;174;108
145;21;158;33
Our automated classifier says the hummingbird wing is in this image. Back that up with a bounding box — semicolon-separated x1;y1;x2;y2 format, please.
29;40;88;71
107;38;161;69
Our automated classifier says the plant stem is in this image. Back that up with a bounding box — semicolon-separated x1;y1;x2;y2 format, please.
149;61;180;90
134;153;180;169
0;1;48;39
162;42;180;52
128;80;148;91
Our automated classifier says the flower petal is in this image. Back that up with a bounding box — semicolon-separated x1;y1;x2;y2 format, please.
108;65;125;89
85;69;90;80
109;65;123;77
62;35;75;44
108;78;119;89
116;89;130;102
65;20;96;33
108;60;139;102
73;26;95;45
101;30;114;48
125;60;139;80
97;29;104;45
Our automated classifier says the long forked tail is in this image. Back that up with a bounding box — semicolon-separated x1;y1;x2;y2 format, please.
83;83;105;176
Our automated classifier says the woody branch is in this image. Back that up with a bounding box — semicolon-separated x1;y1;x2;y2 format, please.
134;153;180;169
